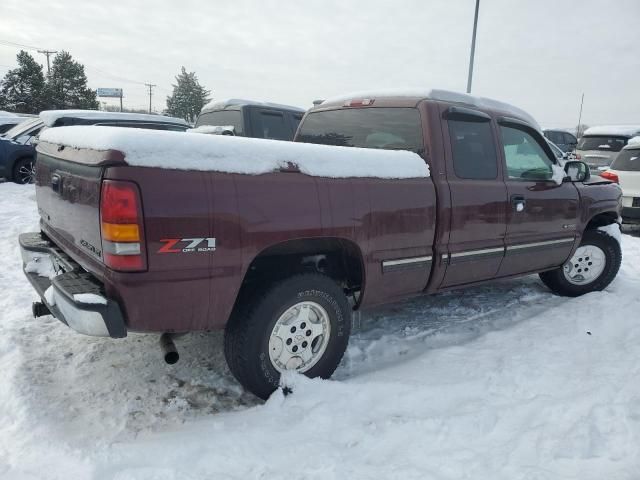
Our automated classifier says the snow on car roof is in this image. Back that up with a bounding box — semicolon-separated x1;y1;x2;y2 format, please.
582;125;640;137
624;136;640;149
39;110;190;127
321;88;540;129
39;125;430;180
200;99;305;114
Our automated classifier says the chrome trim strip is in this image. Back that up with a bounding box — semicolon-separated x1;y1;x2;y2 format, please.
507;238;575;251
450;247;505;258
382;255;432;267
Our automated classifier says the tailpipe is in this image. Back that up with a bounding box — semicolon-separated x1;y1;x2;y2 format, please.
160;333;179;365
32;301;51;318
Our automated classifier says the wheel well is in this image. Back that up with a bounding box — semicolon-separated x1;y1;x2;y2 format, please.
236;238;364;307
586;211;618;230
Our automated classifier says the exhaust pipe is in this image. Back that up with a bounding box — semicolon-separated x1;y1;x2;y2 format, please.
32;301;51;318
160;333;179;364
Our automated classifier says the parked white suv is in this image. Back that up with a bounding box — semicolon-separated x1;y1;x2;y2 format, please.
601;136;640;224
577;125;640;170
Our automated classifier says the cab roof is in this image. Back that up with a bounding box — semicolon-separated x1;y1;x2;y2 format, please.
316;88;540;129
39;110;189;127
200;99;305;114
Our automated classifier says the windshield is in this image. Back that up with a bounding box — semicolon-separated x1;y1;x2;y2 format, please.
296;107;424;153
195;110;244;135
611;148;640;171
577;135;628;152
3;118;42;140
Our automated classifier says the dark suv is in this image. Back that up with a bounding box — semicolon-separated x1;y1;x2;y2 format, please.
543;129;578;153
0;110;189;184
193;99;305;140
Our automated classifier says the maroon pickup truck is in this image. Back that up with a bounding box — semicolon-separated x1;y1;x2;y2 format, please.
20;90;622;399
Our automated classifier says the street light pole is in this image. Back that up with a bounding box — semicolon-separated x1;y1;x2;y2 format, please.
466;0;480;94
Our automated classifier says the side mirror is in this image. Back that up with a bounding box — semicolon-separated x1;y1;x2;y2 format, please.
564;160;590;182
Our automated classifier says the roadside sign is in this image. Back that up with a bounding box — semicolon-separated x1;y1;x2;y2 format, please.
97;88;123;98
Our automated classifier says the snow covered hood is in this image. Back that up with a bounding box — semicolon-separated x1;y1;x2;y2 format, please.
39;110;189;128
582;125;640;137
39;126;430;179
321;88;540;129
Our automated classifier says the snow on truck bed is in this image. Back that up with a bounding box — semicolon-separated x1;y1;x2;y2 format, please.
39;126;430;179
3;182;640;479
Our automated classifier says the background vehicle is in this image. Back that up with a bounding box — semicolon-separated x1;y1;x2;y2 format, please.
0;112;34;134
194;99;305;140
576;125;640;170
21;89;622;399
0;110;189;184
601;137;640;223
543;128;577;153
546;139;576;165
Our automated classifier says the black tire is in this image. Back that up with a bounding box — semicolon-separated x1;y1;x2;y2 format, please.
539;228;621;297
224;273;351;399
12;157;36;184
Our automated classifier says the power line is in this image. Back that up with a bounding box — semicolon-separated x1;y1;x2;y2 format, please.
145;83;156;114
0;39;44;51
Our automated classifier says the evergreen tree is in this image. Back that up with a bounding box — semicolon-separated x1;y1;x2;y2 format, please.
165;67;210;123
0;50;46;113
44;51;99;110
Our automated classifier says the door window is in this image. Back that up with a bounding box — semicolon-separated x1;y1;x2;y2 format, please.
500;126;555;181
447;119;498;179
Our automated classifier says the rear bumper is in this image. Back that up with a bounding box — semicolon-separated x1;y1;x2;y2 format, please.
19;232;127;338
622;207;640;224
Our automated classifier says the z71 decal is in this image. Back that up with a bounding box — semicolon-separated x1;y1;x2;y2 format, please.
158;237;217;254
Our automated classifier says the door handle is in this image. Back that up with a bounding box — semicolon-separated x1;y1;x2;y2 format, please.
511;195;526;212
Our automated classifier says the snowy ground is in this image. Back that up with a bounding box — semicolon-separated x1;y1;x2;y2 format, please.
1;182;639;479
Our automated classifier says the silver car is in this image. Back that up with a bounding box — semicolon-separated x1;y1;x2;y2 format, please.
576;125;640;170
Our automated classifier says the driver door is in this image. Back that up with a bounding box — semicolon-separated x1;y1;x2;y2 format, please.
496;120;579;277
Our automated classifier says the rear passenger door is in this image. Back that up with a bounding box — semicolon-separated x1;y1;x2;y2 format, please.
496;119;579;277
440;107;508;287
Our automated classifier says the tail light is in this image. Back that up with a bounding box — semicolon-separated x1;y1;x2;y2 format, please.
600;170;619;183
574;153;581;160
100;180;146;271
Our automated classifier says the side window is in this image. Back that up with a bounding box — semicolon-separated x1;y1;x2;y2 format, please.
500;125;554;181
563;132;577;146
252;110;290;140
291;114;303;134
447;119;498;180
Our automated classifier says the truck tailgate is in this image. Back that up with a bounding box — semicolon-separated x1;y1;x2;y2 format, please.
35;142;125;276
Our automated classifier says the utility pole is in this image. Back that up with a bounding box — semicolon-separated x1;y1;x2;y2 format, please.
577;93;585;137
144;83;156;114
37;50;57;74
466;0;480;94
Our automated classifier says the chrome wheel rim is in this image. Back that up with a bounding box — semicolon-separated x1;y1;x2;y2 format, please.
268;301;331;373
17;162;35;184
563;245;606;285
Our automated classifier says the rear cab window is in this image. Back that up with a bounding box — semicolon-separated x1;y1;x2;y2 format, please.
577;135;628;152
195;109;244;135
296;107;424;153
250;109;291;140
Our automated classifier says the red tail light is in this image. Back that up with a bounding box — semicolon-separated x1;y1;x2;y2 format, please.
600;170;619;183
100;180;146;271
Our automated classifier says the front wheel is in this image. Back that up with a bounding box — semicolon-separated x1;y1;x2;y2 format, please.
539;228;622;297
12;157;36;184
224;273;351;399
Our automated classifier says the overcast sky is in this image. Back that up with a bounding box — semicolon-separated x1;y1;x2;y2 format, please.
1;0;638;127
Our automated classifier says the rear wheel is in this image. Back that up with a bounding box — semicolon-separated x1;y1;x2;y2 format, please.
539;228;621;297
12;157;36;184
224;273;351;399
